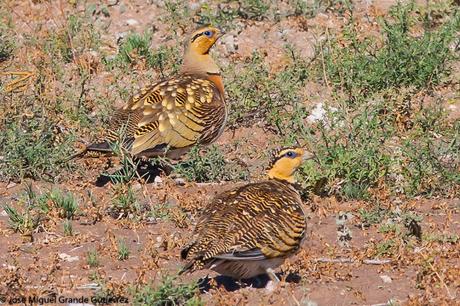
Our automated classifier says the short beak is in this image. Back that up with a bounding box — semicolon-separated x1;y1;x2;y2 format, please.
302;150;315;161
217;28;226;39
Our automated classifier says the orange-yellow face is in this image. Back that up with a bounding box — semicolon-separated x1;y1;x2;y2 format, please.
267;147;314;183
188;26;223;55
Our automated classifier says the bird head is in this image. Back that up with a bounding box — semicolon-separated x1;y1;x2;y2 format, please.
187;26;224;55
267;147;314;183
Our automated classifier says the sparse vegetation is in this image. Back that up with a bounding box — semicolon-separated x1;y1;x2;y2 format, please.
358;206;387;228
0;122;75;182
87;248;100;268
225;48;310;131
0;24;14;62
109;185;140;218
104;31;181;75
117;239;130;261
238;0;271;20
296;2;460;199
2;184;73;236
132;276;202;306
3;204;40;237
173;145;249;182
1;0;459;303
48;189;79;219
63;220;73;236
322;3;459;96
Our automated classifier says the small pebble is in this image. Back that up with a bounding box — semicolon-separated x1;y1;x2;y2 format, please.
175;178;186;186
380;275;392;283
132;182;142;191
126;18;139;26
59;253;79;262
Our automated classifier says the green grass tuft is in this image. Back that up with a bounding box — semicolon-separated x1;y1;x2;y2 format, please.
63;220;73;236
321;2;459;98
173;145;249;183
87;248;100;268
117;239;130;261
48;189;79;219
132;276;202;306
0;122;75;182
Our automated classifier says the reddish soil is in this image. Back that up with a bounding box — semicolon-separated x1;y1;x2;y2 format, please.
1;177;459;305
1;0;459;305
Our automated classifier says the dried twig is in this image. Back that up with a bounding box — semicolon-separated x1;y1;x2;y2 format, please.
427;260;454;299
315;257;353;264
314;257;392;265
363;259;393;265
76;283;101;290
0;71;34;93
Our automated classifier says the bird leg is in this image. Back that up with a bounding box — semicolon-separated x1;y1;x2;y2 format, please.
266;268;280;283
265;268;280;292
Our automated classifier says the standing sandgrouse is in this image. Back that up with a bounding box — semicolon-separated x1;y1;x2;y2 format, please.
76;26;226;159
180;147;314;281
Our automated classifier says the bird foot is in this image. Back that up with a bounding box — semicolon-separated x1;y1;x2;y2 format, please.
265;280;278;292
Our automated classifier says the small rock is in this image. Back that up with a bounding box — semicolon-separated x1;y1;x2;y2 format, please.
221;34;237;54
155;236;163;248
0;210;7;217
132;182;142;191
126;19;139;26
380;275;392;283
301;300;318;306
59;253;80;262
154;176;163;184
189;2;200;10
6;181;17;189
174;178;186;186
265;280;277;292
307;103;326;123
2;264;16;270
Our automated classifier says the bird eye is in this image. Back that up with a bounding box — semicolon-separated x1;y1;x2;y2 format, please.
286;151;296;158
203;30;213;37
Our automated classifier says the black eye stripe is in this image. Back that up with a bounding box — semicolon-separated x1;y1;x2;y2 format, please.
268;147;301;168
191;32;204;42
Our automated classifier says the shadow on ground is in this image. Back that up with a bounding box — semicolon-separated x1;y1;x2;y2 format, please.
198;272;302;292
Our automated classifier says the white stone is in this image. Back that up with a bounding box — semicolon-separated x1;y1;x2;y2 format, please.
380;275;392;283
58;253;80;262
125;19;139;26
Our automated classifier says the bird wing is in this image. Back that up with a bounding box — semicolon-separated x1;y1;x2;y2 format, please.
105;75;226;157
185;181;306;264
213;249;266;261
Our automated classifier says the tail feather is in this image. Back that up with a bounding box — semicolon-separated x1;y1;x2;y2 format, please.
179;243;200;275
87;141;112;152
60;147;88;164
179;260;196;275
62;141;113;164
